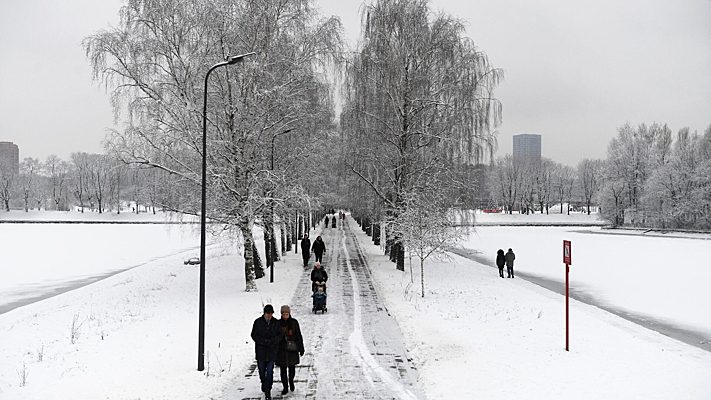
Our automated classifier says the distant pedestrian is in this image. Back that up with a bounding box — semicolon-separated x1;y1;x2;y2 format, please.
300;234;311;268
331;215;337;228
310;261;328;293
251;304;283;400
505;248;516;278
496;249;505;278
311;236;325;263
324;215;329;226
277;305;304;395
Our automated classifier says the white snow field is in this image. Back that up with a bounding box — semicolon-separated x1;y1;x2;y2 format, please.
354;220;711;399
0;212;710;399
461;226;711;340
1;218;204;313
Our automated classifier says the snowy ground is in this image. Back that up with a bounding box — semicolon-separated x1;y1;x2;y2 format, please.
0;221;205;313
2;212;711;399
357;221;711;399
0;220;308;399
460;226;711;343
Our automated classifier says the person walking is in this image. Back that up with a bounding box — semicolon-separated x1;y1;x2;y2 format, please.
505;248;516;278
300;234;311;268
496;249;505;278
310;261;328;293
276;305;304;395
311;236;325;263
250;304;283;400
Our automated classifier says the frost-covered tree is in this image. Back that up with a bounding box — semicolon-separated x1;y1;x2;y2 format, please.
85;0;341;291
19;158;41;212
392;188;465;297
341;0;502;270
577;159;603;215
489;155;520;214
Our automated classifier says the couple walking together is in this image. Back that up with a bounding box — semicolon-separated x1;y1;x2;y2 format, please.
300;234;325;267
496;248;516;278
250;304;305;399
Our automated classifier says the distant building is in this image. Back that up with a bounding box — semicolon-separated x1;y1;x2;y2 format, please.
512;133;541;164
0;141;20;174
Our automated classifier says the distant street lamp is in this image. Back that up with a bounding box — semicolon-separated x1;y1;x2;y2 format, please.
198;52;255;372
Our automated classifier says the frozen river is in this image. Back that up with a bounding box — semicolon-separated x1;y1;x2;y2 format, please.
0;223;202;314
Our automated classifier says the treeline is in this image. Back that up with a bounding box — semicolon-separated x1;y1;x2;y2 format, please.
485;123;711;230
0;153;165;214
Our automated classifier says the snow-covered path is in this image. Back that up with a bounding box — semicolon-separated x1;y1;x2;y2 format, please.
219;219;424;399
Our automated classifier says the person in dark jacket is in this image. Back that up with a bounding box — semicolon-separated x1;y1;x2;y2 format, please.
251;304;283;400
496;249;505;278
310;261;328;293
505;248;516;278
276;305;304;395
311;236;325;263
300;234;311;268
331;215;337;228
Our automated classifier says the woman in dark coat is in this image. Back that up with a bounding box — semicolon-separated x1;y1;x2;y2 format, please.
310;261;328;293
311;236;325;263
496;249;505;278
277;305;304;395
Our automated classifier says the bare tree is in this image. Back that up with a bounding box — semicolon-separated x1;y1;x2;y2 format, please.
85;0;342;290
576;159;602;215
19;158;41;212
341;0;502;270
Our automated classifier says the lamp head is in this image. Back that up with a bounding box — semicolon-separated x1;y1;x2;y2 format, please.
226;52;256;65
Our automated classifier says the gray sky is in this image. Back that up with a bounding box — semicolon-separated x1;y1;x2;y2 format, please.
2;0;710;166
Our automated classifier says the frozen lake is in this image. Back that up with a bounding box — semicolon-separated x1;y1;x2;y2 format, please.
462;226;711;343
0;223;203;313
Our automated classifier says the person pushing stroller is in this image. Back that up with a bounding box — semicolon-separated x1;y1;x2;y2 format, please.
310;262;328;312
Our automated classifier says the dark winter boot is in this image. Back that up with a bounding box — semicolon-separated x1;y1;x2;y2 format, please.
289;380;295;392
281;386;289;395
265;390;272;400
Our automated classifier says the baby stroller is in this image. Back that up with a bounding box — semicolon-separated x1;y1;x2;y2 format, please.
312;282;327;313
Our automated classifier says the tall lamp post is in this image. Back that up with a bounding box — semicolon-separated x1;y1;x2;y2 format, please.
198;52;255;372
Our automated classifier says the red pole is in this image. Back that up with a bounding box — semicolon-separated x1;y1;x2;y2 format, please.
565;263;569;351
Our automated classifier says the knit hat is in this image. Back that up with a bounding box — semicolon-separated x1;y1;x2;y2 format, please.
280;305;291;314
263;304;274;314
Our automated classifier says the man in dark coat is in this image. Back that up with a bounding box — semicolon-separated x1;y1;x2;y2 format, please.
505;248;516;278
300;234;311;268
251;304;283;400
496;249;506;278
310;261;328;293
311;236;325;263
276;305;304;395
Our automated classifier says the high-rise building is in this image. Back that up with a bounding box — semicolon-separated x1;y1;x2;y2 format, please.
0;141;20;174
512;134;541;164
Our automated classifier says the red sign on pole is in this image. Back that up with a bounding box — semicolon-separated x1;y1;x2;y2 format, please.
563;239;571;352
563;240;572;265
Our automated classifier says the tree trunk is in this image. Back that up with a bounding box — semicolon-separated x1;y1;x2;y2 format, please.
420;257;425;298
281;221;287;255
240;222;258;291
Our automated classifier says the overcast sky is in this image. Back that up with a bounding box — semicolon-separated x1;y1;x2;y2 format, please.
1;0;710;166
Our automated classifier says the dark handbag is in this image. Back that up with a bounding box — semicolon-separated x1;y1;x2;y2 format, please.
285;339;299;352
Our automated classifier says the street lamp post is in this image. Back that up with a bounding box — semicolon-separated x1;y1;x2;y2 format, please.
198;52;255;372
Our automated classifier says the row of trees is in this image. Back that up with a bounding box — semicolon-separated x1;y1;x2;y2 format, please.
487;156;604;215
484;122;711;231
600;123;711;229
0;153;163;214
83;0;342;291
333;0;503;296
